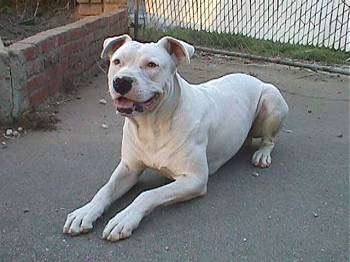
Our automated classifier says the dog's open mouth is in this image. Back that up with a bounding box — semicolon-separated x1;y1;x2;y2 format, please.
114;94;160;115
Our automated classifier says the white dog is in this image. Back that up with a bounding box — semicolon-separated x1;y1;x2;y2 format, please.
63;35;289;241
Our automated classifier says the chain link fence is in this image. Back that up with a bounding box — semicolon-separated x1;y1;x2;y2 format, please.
133;0;349;52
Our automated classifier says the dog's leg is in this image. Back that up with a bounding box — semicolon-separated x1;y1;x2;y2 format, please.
63;161;143;236
102;175;207;241
251;84;288;168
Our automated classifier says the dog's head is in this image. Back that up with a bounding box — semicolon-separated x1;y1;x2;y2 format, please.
101;35;194;117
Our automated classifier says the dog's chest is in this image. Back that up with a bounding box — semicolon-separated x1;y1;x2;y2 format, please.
139;143;174;169
136;148;177;179
134;132;192;179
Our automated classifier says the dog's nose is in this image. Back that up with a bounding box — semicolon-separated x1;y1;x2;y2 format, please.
113;76;133;95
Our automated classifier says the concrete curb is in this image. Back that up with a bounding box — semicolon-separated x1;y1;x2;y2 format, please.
196;46;350;76
0;9;129;122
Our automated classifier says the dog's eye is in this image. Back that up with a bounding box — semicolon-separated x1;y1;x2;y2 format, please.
113;59;120;66
147;62;158;68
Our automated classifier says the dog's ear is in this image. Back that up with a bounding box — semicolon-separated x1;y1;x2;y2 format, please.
100;34;132;60
157;36;195;65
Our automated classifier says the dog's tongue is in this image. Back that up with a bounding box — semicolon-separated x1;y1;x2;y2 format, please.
115;97;134;109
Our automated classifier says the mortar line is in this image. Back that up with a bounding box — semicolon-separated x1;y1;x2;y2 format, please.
8;60;15;121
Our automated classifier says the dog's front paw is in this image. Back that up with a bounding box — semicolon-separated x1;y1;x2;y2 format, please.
63;202;103;236
252;148;272;168
102;209;142;241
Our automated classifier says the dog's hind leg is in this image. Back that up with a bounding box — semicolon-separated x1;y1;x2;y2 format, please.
251;84;288;168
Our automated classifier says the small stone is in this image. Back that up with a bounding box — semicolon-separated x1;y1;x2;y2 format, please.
252;172;260;177
1;141;7;149
313;212;318;217
23;209;30;213
282;129;293;133
165;246;169;251
99;98;107;105
243;238;247;242
336;133;343;138
321;248;325;252
17;127;23;132
5;129;13;136
101;124;109;129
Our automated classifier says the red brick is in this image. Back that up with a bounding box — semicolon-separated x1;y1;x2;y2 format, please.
57;33;68;45
9;42;38;61
21;33;57;54
84;17;100;31
60;58;69;72
41;37;57;53
62;41;81;56
29;87;49;107
47;65;63;95
65;26;88;41
85;33;95;45
43;51;60;68
26;74;48;94
68;52;81;65
27;59;44;77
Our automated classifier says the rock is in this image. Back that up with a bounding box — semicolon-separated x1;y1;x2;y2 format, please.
13;131;20;137
252;172;260;177
17;127;23;132
165;246;169;251
336;133;343;138
0;37;4;49
282;129;294;133
243;238;247;242
313;212;318;217
1;141;7;149
5;129;13;136
101;124;109;129
99;98;107;105
23;209;30;213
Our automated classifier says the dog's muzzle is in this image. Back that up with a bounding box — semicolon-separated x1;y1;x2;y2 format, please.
113;76;133;95
114;93;160;116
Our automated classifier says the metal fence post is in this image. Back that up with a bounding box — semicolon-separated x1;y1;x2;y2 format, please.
134;0;139;39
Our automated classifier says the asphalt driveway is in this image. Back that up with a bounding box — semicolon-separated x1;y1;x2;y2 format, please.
0;54;348;262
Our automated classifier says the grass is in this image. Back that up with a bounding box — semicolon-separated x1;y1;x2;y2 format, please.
139;27;349;65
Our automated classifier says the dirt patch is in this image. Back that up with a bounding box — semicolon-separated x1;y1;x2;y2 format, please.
0;69;101;136
0;3;77;46
0;102;60;139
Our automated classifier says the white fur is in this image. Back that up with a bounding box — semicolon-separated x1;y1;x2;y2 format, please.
63;36;289;241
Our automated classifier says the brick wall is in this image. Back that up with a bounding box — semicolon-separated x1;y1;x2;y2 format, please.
0;9;128;122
